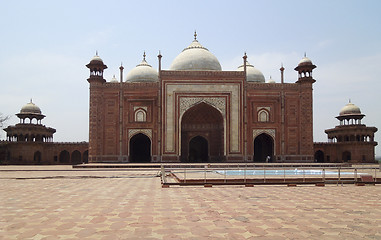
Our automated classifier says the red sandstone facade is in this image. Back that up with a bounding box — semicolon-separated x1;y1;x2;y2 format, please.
86;37;318;163
1;37;377;165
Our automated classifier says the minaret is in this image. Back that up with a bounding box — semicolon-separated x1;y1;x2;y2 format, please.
294;54;316;161
86;52;107;162
119;63;124;83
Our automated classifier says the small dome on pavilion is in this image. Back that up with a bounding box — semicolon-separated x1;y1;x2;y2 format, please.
297;54;314;67
238;61;265;83
126;53;158;82
339;101;361;116
89;52;104;64
20;100;42;115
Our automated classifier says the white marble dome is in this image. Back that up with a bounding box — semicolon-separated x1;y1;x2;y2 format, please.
20;100;42;115
238;61;265;83
339;102;361;116
110;75;118;82
126;54;158;82
267;76;276;83
170;34;221;71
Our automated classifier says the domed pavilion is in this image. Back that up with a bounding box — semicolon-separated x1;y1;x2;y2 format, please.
314;101;377;163
5;100;56;142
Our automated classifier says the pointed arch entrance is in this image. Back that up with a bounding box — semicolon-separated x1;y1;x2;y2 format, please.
181;102;224;162
253;133;274;162
129;133;151;163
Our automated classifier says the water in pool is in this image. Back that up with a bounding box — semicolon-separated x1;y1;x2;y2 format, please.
215;169;352;176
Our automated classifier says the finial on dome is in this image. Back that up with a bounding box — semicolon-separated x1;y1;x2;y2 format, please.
143;51;146;61
304;52;307;57
30;98;33;103
349;98;351;103
96;50;98;56
194;30;197;40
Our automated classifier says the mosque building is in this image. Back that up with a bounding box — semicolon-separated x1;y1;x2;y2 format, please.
86;33;317;163
0;33;377;164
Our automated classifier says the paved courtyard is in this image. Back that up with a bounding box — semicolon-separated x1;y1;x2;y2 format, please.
1;166;380;239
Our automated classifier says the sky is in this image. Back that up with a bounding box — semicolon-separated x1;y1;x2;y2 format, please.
1;0;380;156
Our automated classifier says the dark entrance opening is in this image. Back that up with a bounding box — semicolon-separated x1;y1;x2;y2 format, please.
188;136;209;162
342;151;351;162
34;151;41;164
314;150;325;163
181;102;223;162
71;150;82;164
254;133;273;162
59;150;70;164
129;133;151;163
83;150;89;163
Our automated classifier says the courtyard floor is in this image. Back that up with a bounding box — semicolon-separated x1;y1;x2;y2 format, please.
0;165;380;239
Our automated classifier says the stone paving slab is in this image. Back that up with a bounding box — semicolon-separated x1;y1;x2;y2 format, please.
0;166;381;239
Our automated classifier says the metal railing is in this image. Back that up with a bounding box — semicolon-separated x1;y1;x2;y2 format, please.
161;164;380;186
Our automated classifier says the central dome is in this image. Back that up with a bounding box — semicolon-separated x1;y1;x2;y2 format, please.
170;33;222;71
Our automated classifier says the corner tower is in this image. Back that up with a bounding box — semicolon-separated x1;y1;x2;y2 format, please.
86;53;107;162
294;55;316;160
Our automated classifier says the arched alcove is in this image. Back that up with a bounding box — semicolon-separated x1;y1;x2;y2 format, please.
253;133;274;162
181;102;223;162
129;133;151;163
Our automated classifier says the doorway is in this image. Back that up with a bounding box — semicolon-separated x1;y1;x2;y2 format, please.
254;133;273;162
129;133;151;163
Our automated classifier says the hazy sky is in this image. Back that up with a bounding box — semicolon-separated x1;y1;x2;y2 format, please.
1;1;380;156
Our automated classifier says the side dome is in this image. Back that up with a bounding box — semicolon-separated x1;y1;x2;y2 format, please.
110;75;118;82
20;100;42;115
170;33;222;71
238;61;265;83
125;53;158;82
267;76;276;83
339;102;361;116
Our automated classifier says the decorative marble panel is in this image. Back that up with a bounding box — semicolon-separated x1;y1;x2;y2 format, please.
128;129;152;140
253;129;275;140
179;97;226;117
